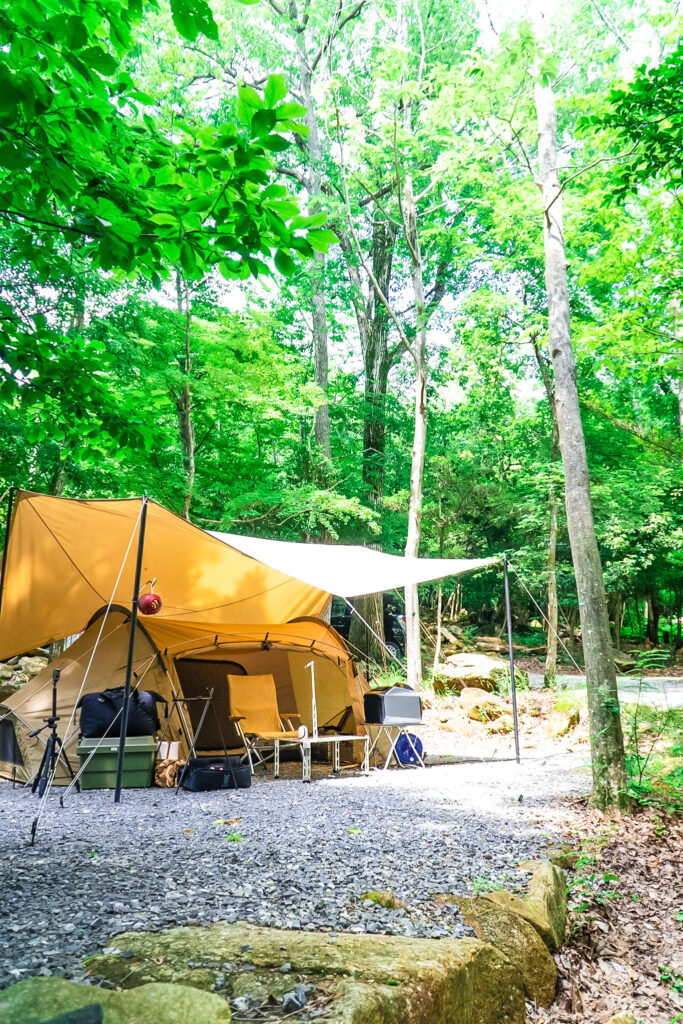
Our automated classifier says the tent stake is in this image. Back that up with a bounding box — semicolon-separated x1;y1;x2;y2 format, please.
503;555;520;764
114;496;149;804
0;486;16;619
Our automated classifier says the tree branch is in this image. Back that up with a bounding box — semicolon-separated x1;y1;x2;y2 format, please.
311;0;369;71
334;99;414;359
545;144;638;217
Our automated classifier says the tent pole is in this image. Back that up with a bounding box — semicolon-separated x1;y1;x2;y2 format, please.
504;555;520;764
0;486;16;619
114;496;149;804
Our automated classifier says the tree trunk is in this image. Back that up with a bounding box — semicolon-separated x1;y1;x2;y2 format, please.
348;591;386;671
646;589;660;644
175;279;195;521
404;176;428;690
294;13;331;462
535;82;627;810
339;220;398;501
49;462;66;496
612;592;623;651
531;335;561;687
544;484;559;684
433;516;445;673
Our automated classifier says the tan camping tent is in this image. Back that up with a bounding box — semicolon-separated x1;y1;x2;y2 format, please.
0;490;497;783
1;608;363;784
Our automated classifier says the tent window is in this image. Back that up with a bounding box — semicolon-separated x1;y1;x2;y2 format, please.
0;720;23;766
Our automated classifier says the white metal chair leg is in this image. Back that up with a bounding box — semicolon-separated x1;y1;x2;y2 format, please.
362;736;369;775
274;739;280;778
383;728;402;770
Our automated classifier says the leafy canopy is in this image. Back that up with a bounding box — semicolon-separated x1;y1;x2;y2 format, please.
0;0;339;436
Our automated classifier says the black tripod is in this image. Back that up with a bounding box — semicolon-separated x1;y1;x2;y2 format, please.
30;668;80;798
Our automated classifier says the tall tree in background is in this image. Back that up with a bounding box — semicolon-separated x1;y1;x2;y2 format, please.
535;78;627;809
333;0;480;682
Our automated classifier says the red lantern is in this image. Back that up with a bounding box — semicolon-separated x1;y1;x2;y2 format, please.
139;592;162;615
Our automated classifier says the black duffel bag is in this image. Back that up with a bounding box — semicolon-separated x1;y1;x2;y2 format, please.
180;755;251;792
77;686;167;739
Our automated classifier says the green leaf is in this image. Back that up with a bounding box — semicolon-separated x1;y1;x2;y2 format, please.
274;249;296;276
80;46;119;76
149;213;178;227
238;85;265;111
155;165;177;186
262;134;291;152
170;0;219;41
306;228;338;253
264;74;288;107
275;102;307;121
251;108;277;138
290;212;327;229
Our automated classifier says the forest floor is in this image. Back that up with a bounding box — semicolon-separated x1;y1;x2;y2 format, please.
421;691;683;1024
420;686;593;762
528;803;683;1024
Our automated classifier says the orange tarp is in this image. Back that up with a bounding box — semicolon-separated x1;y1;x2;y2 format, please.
0;492;328;658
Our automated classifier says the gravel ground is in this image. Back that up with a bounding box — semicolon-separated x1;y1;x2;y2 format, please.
0;754;589;989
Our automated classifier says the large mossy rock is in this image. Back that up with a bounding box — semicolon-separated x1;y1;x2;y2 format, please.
18;655;48;677
542;708;579;738
85;922;525;1024
0;978;231;1024
458;687;508;722
486;861;567;950
433;653;506;694
455;897;557;1007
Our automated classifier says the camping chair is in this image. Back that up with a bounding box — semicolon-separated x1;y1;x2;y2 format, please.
227;673;301;774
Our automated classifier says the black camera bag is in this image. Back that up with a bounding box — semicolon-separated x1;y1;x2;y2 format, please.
180;755;251;792
78;686;167;739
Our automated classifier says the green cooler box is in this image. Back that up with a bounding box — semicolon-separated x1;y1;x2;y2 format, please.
76;736;157;789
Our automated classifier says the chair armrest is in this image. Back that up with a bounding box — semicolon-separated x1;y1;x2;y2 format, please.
280;713;301;727
228;715;245;722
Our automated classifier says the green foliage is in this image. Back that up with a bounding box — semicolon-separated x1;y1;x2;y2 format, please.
490;666;530;695
622;650;683;814
602;41;683;195
0;0;328;451
659;965;683;993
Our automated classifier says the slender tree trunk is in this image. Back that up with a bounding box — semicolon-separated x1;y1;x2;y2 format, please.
535;82;627;810
339;220;398;500
49;462;66;496
175;278;195;521
613;592;623;651
531;335;561;687
349;590;386;670
646;589;660;644
545;485;559;683
404;177;428;690
433;516;445;673
294;13;331;462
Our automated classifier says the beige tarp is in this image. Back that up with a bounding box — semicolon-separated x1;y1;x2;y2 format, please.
0;492;328;659
213;532;499;598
